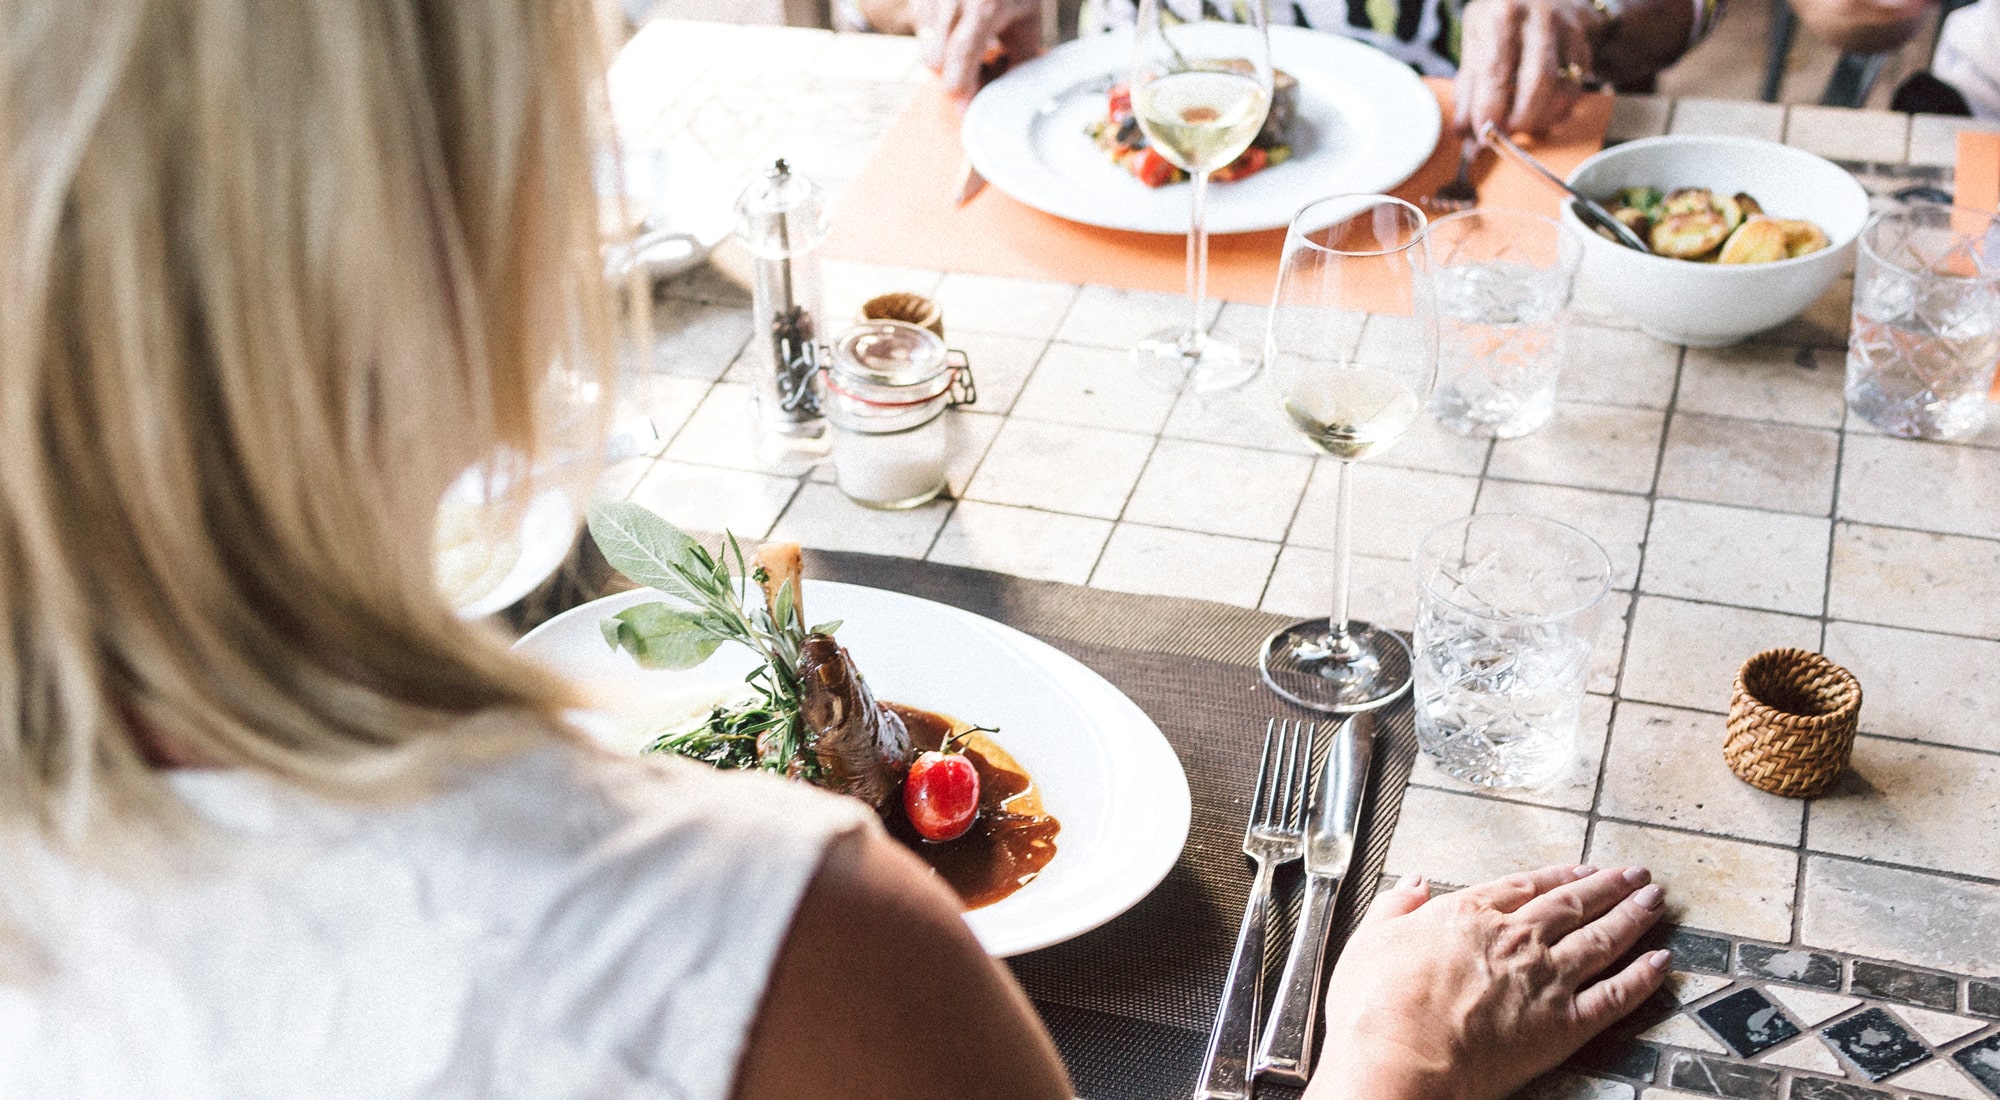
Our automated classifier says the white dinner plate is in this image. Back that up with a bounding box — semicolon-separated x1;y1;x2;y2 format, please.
513;581;1193;957
961;25;1442;235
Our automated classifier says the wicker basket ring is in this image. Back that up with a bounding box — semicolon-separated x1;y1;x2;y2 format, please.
858;292;945;339
1723;648;1861;799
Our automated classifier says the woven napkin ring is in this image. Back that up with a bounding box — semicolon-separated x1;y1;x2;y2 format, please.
859;292;945;339
1723;647;1861;799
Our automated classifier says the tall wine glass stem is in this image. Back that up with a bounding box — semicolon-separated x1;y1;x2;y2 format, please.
1325;458;1362;660
1184;168;1211;349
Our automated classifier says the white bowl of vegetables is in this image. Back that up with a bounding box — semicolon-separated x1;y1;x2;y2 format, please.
1562;134;1871;347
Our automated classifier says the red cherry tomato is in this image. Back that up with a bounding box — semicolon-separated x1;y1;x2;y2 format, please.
904;750;979;842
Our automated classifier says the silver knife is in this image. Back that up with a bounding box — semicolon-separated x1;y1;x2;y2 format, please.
1253;713;1374;1085
951;158;987;206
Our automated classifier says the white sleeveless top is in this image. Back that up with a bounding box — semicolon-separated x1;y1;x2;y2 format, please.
0;740;873;1100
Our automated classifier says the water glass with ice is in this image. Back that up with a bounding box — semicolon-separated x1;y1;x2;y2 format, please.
1424;210;1580;439
1847;202;2000;442
1412;514;1610;788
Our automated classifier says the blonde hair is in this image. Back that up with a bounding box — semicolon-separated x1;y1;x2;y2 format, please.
0;0;611;852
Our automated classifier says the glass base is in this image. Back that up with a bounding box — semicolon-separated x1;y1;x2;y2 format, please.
1131;328;1259;394
1259;619;1413;713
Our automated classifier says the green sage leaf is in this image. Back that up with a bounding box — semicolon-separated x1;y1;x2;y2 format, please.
607;603;726;670
807;620;842;636
587;501;706;603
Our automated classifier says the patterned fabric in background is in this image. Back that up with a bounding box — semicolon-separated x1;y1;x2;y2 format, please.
1086;0;1465;76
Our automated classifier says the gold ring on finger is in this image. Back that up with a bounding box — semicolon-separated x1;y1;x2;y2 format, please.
1557;61;1587;86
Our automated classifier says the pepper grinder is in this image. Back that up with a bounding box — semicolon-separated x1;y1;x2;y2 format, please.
734;159;832;471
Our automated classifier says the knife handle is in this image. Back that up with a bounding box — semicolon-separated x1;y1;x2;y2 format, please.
1254;871;1342;1085
1194;857;1275;1100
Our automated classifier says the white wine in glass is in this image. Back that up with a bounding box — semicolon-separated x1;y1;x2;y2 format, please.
1261;195;1436;713
1130;0;1272;394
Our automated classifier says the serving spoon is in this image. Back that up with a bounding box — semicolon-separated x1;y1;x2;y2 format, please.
1478;121;1651;254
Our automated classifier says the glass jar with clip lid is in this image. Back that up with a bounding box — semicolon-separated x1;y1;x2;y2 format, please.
821;320;976;509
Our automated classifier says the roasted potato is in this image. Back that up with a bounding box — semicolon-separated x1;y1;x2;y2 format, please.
1718;217;1789;264
1713;192;1745;232
1613;205;1653;240
1733;192;1764;217
1774;218;1830;258
1662;188;1716;217
1651;210;1731;259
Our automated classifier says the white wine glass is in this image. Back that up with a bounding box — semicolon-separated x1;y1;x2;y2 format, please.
1260;195;1436;712
1129;0;1272;393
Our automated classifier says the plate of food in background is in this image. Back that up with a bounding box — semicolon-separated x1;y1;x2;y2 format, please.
512;504;1192;957
960;25;1441;235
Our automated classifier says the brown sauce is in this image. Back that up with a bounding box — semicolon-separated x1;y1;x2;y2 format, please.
883;703;1061;910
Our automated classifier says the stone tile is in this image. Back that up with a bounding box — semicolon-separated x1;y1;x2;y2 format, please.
1600;703;1806;845
1823;1006;1931;1080
1381;787;1590;888
1259;546;1420;634
1640;500;1830;616
1638;1014;1728;1055
1290;462;1481;561
1087;523;1279;609
768;481;949;558
1162;373;1318;457
1809;737;2000;881
1750;276;1854;352
1954;1034;2000;1095
1738;947;1842;991
931;273;1079;339
1827;522;2000;638
647;300;756;380
808;30;923;81
1620;597;1821;713
1894;1005;1987;1046
1476;481;1652;591
1010;342;1178;435
1788;1078;1896;1100
1586;821;1797;942
1837;433;2000;540
1514;1071;1636;1099
1121;439;1314;542
1890;1058;1991;1100
1486;402;1666;494
925;501;1112;585
1785;105;1909;164
818;259;945;329
1570;275;1640;331
1379;411;1495;476
1908;114;2000;169
1970;981;2000;1019
626;459;800;541
1657;414;1839;516
1666;972;1733;1005
1668;98;1786;142
1564;325;1681;409
1760;1034;1843;1074
1607;95;1673;142
1208;300;1283;353
1053;284;1221;350
1763;986;1860;1026
1407;694;1612;813
1635;1087;1720;1099
1852;961;1959;1011
618;373;713;455
943;409;1005;499
1801;856;2000;975
1660;1049;1780;1096
1822;621;2000;753
962;419;1154;520
1695;987;1800;1056
1656;929;1734;974
1678;344;1846;429
662;382;766;471
946;331;1048;415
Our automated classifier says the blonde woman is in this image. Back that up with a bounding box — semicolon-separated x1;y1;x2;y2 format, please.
0;2;1667;1096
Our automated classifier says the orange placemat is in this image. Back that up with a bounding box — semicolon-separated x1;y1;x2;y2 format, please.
1952;131;2000;398
824;78;1613;303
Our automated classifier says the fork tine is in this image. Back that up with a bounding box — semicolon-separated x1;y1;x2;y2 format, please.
1277;719;1304;830
1248;718;1277;833
1289;719;1314;830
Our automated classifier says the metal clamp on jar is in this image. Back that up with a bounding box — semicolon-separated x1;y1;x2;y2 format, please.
821;320;976;509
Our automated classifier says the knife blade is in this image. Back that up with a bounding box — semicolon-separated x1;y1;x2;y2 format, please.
952;158;987;206
1253;712;1374;1085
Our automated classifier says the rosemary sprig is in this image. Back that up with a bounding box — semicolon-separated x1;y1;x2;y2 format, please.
587;502;839;779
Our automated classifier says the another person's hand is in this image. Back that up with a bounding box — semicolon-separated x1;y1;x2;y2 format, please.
1790;0;1933;54
917;0;1043;100
1456;0;1607;136
1307;864;1671;1100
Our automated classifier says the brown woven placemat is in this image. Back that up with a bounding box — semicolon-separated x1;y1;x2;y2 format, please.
519;544;1420;1100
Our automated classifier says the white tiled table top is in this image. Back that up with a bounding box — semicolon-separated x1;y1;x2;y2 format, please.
609;21;2000;991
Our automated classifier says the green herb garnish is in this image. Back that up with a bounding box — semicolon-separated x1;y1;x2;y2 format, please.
586;502;839;778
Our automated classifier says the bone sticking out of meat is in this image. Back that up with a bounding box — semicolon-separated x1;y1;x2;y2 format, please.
795;634;914;812
753;542;805;632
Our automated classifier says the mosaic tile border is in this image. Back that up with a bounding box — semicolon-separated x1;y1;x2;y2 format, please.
1545;926;2000;1099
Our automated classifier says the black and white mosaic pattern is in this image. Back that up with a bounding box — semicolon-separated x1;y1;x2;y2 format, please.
1535;927;2000;1099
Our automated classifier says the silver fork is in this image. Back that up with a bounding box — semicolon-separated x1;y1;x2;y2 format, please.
1195;718;1314;1100
1428;135;1481;214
